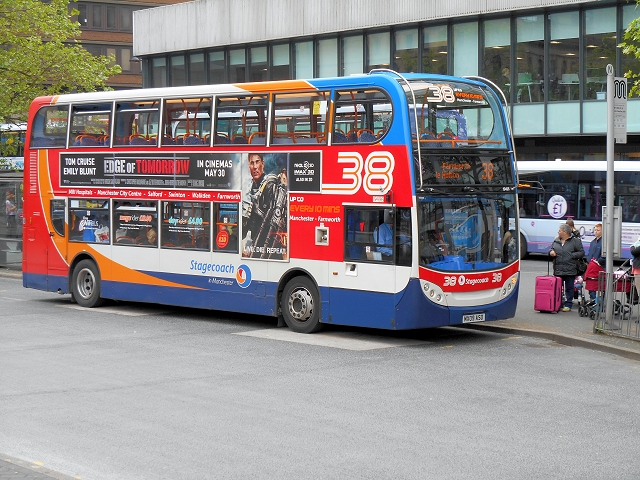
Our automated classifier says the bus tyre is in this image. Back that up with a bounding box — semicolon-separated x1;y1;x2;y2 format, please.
281;276;322;333
519;233;527;260
71;260;105;308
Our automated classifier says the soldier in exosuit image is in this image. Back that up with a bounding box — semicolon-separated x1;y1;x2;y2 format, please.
242;153;288;259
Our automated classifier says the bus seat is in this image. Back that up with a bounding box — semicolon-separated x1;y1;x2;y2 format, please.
116;236;134;244
232;135;248;144
248;132;266;144
358;131;376;143
80;136;101;146
333;131;348;143
183;134;204;145
161;135;175;145
129;135;150;145
214;134;230;144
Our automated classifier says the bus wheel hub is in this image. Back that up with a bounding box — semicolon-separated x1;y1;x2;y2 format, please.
289;288;313;321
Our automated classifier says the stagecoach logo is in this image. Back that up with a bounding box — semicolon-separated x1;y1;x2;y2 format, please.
547;195;568;219
236;264;252;288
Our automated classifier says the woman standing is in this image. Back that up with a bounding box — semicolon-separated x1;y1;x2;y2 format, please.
550;223;585;312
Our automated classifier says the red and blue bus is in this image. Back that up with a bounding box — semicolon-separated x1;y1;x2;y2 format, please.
22;70;519;332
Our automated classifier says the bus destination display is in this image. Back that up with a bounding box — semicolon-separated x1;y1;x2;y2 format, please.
421;155;513;185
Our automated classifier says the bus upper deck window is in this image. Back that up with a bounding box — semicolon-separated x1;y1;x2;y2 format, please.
69;103;111;148
30;105;68;148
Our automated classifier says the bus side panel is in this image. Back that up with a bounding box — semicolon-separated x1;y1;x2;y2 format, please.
324;288;400;329
101;276;278;317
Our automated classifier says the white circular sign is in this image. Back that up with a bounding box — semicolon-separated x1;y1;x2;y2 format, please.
547;195;568;219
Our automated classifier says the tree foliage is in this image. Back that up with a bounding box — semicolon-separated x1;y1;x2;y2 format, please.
621;1;640;96
0;0;122;124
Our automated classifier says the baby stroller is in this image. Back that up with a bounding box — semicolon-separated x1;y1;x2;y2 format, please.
580;258;634;319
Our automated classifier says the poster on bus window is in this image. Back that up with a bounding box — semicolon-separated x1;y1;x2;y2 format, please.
59;153;242;190
241;152;289;260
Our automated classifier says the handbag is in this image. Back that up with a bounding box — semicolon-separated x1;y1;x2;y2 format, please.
577;257;588;276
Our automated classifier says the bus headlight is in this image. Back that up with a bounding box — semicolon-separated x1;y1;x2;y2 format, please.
420;279;448;306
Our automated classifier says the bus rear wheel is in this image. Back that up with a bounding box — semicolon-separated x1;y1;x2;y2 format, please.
71;259;105;308
281;276;322;333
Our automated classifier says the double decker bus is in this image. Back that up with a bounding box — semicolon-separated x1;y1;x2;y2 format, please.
23;70;519;333
518;160;640;259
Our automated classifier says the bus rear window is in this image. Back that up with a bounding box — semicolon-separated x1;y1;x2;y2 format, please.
30;105;68;148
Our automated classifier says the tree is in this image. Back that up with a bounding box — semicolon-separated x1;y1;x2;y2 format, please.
0;0;122;125
620;1;640;96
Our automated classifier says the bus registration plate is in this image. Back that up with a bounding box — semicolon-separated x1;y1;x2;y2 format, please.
462;313;485;323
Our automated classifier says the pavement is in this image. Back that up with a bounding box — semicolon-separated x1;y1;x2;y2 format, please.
1;261;639;479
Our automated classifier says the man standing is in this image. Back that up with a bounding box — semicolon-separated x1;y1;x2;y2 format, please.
5;191;17;236
587;223;602;261
550;223;585;312
242;153;288;259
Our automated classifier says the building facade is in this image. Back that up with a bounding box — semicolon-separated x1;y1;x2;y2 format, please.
75;0;191;89
132;0;640;161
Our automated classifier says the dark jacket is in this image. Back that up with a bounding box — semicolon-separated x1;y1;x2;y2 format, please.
587;236;602;262
550;235;585;276
630;244;640;269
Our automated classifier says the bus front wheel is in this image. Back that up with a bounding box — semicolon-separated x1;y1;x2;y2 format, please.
71;260;105;308
281;276;322;333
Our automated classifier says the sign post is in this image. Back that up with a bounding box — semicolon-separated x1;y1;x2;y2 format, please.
604;65;627;326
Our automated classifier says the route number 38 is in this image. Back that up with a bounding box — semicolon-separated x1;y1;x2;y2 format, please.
322;151;395;195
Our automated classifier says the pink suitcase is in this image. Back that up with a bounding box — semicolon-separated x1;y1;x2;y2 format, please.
534;275;562;313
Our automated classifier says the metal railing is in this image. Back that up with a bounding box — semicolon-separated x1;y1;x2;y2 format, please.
591;268;640;340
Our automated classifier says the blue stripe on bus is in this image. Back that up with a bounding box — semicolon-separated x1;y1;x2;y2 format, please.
24;272;518;330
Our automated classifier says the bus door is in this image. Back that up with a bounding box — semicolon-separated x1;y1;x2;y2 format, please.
331;207;400;326
47;199;68;286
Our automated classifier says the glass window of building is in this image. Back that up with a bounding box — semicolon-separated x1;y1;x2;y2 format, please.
91;4;103;28
120;48;131;72
516;15;544;103
367;32;390;70
230;49;246;83
549;11;579;101
250;46;268;82
483;18;511;99
151;57;167;88
120;6;133;32
318;38;338;78
189;53;206;85
394;29;418;73
584;7;616;100
209;51;225;84
423;25;448;75
342;35;364;76
453;22;478;76
170;54;186;86
106;5;116;29
295;41;313;79
77;4;87;27
271;44;290;80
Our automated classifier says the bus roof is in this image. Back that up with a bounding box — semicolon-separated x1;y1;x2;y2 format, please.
38;72;491;106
